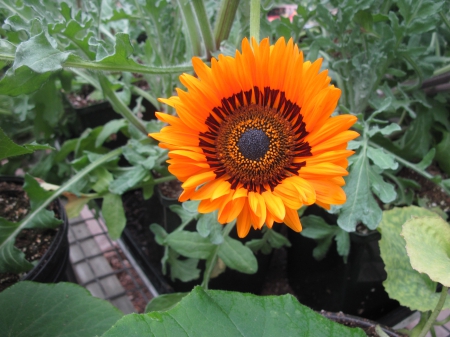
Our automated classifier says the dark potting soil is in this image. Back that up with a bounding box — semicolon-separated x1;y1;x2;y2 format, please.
0;181;59;292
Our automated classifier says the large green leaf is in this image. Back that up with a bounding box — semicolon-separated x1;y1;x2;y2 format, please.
0;281;123;337
378;206;450;311
402;216;450;287
102;287;366;337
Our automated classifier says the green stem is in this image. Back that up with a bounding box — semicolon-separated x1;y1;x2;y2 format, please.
433;64;450;76
154;175;177;185
250;0;261;42
1;148;123;252
417;287;448;337
177;0;202;57
201;221;235;289
98;74;148;135
213;0;239;49
192;0;216;58
131;85;161;111
440;12;450;31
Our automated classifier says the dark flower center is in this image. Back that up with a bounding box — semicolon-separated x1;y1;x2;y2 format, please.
199;87;312;192
237;129;270;160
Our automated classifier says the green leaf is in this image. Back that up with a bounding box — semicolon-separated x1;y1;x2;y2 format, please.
338;154;382;231
368;166;397;203
0;127;33;160
145;293;188;313
415;148;435;171
149;223;168;245
378;206;450;311
366;147;398;170
102;287;366;337
14;31;70;73
166;231;215;259
196;212;224;245
109;165;148;194
95;119;128;147
218;236;258;274
0;66;52;96
168;252;200;282
102;193;126;240
0;281;123;337
402;216;450;287
435;132;450;175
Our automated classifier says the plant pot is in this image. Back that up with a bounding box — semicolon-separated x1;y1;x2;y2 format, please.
121;188;273;295
321;311;407;337
0;176;71;291
287;205;407;322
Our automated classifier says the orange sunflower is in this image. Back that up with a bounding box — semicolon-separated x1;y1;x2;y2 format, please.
150;37;359;238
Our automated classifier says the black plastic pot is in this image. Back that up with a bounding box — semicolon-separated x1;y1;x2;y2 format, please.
0;176;70;285
121;189;272;295
287;205;406;322
321;311;408;337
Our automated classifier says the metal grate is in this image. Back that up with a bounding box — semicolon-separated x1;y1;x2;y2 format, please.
68;206;156;313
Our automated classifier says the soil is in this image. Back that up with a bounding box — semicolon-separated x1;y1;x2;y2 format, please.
397;166;450;211
65;84;105;109
0;180;59;292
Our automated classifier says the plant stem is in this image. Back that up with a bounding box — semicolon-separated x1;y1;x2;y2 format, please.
417;287;448;337
177;0;203;57
213;0;239;49
154;175;177;185
131;85;161;111
192;0;216;58
0;51;194;75
201;221;236;289
250;0;261;42
3;148;123;252
98;74;148;135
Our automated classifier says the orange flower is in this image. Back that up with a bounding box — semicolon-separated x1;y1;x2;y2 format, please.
151;37;359;238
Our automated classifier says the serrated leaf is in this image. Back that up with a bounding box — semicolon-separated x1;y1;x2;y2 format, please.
368;123;401;137
218;236;258;274
378;206;450;311
0;281;123;337
402;216;450;287
102;287;366;337
338;154;382;231
102;193;126;240
109;165;148;194
367;147;398;170
145;293;188;313
368;166;397;203
149;223;168;245
0;127;33;160
14;31;70;73
166;231;215;259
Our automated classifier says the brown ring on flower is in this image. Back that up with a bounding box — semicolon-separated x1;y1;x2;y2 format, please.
199;86;312;193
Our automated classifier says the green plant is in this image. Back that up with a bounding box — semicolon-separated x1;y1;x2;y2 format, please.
1;0;450;335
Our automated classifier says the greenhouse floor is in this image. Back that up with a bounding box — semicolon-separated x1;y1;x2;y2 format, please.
66;206;450;336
